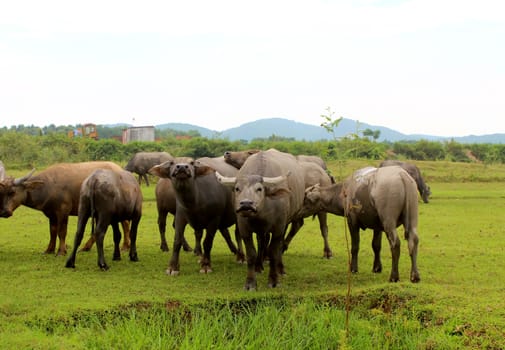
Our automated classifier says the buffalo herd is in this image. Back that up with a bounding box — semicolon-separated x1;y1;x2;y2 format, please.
0;151;430;289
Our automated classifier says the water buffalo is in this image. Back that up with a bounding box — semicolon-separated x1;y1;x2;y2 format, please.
223;149;334;258
155;156;243;259
303;166;420;283
0;161;127;256
216;149;306;290
65;169;142;270
149;157;241;275
283;160;334;258
224;149;328;171
124;151;173;186
379;160;431;203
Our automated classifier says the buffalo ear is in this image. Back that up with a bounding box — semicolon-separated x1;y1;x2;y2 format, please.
148;165;163;177
265;186;291;199
194;164;215;177
150;160;175;178
23;179;45;190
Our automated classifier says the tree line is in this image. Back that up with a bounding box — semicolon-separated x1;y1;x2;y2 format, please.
1;125;505;170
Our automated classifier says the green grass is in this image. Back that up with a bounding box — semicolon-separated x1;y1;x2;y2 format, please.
1;161;505;349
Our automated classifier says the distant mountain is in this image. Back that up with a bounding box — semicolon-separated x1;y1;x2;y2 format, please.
156;118;505;143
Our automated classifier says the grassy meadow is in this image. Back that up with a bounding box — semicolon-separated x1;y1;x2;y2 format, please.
1;160;504;349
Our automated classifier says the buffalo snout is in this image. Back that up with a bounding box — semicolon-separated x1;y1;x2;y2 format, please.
172;164;192;179
237;199;257;215
0;209;12;218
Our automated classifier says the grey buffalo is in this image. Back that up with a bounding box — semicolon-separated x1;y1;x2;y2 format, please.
224;149;328;171
149;157;241;275
65;169;142;270
283;160;334;258
0;161;128;256
124;151;173;186
223;149;334;258
303;166;421;283
216;149;306;290
379;160;431;203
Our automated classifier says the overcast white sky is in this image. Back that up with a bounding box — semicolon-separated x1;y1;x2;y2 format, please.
1;0;504;137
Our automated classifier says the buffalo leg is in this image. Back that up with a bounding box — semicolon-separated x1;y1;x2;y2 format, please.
112;222;122;261
242;232;258;291
317;212;332;258
95;221;110;271
200;228;217;273
65;213;90;268
56;216;69;256
80;235;95;251
166;214;185;275
193;229;203;257
158;210;169;251
406;228;420;283
234;227;245;263
46;218;58;254
384;226;401;282
348;221;360;273
129;216;140;262
371;229;383;273
267;231;284;288
282;218;303;253
218;227;238;256
142;174;150;187
120;220;130;251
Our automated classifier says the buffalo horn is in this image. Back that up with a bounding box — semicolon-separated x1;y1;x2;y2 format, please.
14;169;36;185
215;171;236;185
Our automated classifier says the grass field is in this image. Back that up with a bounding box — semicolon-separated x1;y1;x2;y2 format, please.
1;160;505;349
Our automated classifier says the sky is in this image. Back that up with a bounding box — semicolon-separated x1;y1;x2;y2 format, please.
1;0;504;137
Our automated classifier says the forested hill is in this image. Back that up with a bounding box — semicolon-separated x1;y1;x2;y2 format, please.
155;118;505;143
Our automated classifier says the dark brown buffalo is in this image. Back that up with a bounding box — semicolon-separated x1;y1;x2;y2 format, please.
155;156;243;259
216;149;306;290
65;169;142;270
124;151;173;186
0;161;127;256
149;157;241;275
303;166;420;283
223;149;334;258
379;160;431;203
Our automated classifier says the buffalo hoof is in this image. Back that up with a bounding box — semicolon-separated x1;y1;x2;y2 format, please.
160;244;169;252
65;261;75;268
243;282;257;291
182;244;193;252
410;272;421;283
166;268;180;276
323;250;333;259
389;276;400;283
129;253;138;262
113;255;121;261
236;254;246;264
199;266;213;274
373;265;382;273
99;264;110;271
